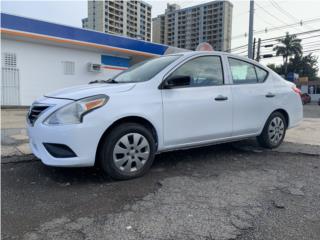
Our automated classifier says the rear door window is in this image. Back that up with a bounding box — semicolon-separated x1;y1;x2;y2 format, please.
228;58;268;84
255;66;268;82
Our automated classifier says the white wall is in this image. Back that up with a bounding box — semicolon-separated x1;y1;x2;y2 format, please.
2;39;122;105
301;85;320;102
310;94;320;102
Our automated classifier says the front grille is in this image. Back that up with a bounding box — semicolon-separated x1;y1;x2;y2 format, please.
28;105;50;125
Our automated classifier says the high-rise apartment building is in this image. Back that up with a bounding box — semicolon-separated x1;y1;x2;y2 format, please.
152;1;233;51
82;0;152;41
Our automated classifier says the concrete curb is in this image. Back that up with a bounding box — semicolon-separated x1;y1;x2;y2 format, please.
231;140;320;157
2;144;31;157
273;142;320;156
1;106;29;110
1;154;38;164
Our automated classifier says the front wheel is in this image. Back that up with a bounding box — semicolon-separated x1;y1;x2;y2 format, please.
98;123;156;180
257;112;287;149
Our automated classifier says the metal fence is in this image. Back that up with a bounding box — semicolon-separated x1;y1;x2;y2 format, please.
1;67;20;106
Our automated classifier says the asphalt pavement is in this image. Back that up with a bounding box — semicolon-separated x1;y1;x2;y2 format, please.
1;104;320;240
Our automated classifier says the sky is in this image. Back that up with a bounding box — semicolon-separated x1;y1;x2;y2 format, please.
2;0;320;69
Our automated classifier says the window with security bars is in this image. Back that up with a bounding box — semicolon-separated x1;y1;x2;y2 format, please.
62;61;75;75
2;52;17;68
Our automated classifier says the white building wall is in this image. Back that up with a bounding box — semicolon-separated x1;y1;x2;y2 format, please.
2;39;122;106
301;85;320;102
152;17;161;43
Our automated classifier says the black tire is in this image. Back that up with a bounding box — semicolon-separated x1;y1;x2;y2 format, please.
98;122;156;180
257;111;287;149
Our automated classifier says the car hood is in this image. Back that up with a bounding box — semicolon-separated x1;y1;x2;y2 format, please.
44;83;135;100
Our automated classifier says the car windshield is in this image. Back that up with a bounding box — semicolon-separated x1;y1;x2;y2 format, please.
113;55;181;83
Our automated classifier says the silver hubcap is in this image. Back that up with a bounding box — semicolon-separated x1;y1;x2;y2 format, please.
268;117;285;145
113;133;150;173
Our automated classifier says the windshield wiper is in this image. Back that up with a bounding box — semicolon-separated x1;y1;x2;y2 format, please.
105;78;119;83
89;79;118;84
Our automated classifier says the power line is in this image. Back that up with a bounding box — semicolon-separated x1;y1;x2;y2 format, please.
255;2;293;26
260;44;320;59
237;50;248;55
260;34;320;47
230;18;320;41
229;43;249;52
296;34;320;41
254;18;320;35
302;43;320;48
269;0;313;31
260;42;320;54
267;0;301;32
301;40;320;45
261;29;320;42
258;18;277;28
261;48;320;56
260;48;320;59
264;39;320;51
269;0;298;23
258;36;320;49
233;40;320;61
229;29;320;52
304;48;320;53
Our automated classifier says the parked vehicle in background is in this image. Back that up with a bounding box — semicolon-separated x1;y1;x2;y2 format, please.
27;51;303;179
301;93;311;105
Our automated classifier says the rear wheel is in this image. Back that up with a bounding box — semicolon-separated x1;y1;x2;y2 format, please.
98;123;156;180
257;111;287;149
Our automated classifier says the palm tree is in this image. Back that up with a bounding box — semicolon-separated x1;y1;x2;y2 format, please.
273;32;302;75
288;53;319;79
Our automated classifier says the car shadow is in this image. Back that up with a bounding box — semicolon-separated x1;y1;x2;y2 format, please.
40;139;262;185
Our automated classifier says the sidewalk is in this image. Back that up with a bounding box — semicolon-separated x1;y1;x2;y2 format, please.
1;105;320;158
1;109;31;157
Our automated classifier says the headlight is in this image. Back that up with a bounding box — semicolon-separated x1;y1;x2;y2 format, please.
44;95;108;125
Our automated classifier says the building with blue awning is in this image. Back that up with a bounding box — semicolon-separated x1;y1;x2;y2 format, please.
1;13;186;105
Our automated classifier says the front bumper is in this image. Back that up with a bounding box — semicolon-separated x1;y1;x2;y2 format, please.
28;124;99;167
26;97;111;167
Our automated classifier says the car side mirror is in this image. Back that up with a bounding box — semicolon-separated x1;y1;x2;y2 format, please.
163;75;191;89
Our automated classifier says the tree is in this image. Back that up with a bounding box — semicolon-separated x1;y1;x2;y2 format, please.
267;63;285;75
288;53;319;80
273;32;302;75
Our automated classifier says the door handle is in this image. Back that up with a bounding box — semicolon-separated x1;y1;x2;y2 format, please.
214;95;228;101
265;92;275;98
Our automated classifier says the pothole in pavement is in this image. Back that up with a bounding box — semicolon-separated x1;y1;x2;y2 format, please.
23;168;290;240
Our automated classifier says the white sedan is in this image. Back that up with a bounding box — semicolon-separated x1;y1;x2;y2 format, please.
27;51;303;179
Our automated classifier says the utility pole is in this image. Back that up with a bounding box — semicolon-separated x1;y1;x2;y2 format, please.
256;38;261;62
252;38;256;60
248;0;254;59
